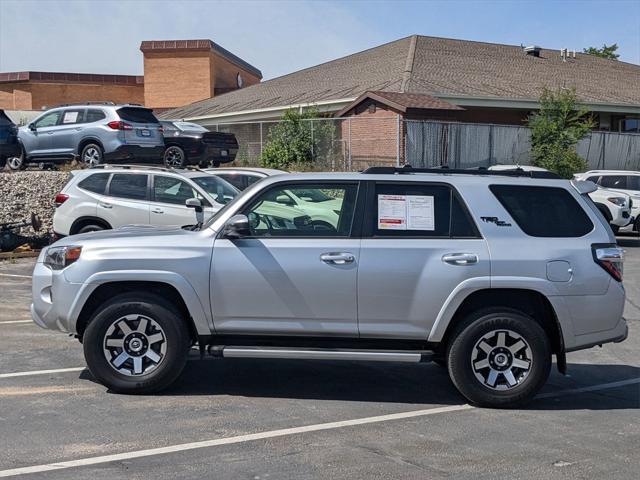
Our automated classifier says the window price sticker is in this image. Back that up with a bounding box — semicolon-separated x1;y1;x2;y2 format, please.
378;194;434;231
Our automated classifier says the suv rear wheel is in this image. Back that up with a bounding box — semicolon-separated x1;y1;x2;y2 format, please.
83;292;191;394
81;143;103;167
7;149;25;170
446;308;551;408
163;146;186;168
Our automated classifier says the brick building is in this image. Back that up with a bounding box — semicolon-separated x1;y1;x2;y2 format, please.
0;39;261;112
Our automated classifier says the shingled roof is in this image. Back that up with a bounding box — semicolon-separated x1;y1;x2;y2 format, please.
164;35;640;120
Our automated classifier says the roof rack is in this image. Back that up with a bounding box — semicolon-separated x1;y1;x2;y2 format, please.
362;165;561;179
54;101;116;108
89;164;207;173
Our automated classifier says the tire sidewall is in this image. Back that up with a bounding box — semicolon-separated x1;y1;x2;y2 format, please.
77;224;105;234
81;143;103;167
163;146;185;168
447;309;551;408
83;294;190;394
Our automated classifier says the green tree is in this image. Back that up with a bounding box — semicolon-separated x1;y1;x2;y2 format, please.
527;87;595;178
583;43;620;60
260;108;336;170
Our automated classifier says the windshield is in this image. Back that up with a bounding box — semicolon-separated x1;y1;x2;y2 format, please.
175;121;208;133
191;175;239;205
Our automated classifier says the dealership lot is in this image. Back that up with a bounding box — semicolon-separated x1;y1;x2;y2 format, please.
0;237;638;479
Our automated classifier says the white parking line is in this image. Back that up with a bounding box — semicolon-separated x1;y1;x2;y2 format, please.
0;273;32;279
0;320;33;325
0;376;638;477
0;367;85;379
0;404;472;478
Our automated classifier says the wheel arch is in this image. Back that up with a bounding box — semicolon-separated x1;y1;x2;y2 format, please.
594;202;613;222
76;137;105;156
69;216;112;235
73;276;211;342
434;288;566;373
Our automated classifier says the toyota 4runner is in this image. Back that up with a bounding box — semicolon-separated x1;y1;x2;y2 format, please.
31;167;628;407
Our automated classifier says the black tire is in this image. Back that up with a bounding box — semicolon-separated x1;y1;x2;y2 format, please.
83;292;191;394
0;156;5;170
446;307;551;408
163;146;186;168
80;143;103;167
77;224;106;234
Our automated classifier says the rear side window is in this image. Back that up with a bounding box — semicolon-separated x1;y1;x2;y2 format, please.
490;185;593;237
116;107;159;124
216;174;247;191
78;173;109;194
108;174;148;200
86;109;106;123
371;183;479;238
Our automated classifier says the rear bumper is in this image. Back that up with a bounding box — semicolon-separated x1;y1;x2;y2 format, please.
565;316;628;352
104;145;164;163
0;142;20;158
204;145;238;164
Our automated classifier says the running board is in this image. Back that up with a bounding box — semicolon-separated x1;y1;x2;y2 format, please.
210;346;434;363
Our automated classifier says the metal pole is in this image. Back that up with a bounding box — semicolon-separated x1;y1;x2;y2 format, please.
311;120;314;159
260;122;263;155
396;114;401;166
348;117;352;171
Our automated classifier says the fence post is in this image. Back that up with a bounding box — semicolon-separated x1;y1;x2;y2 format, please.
348;117;352;171
396;114;401;167
311;120;314;159
259;122;263;156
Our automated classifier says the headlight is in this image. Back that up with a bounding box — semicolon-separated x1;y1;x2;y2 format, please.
607;197;626;207
44;246;82;270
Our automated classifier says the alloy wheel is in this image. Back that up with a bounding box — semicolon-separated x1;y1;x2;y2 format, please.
103;314;167;376
7;154;23;170
164;147;184;167
83;147;101;167
471;329;532;390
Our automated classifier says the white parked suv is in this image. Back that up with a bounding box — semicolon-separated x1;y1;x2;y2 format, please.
33;166;627;408
205;166;284;190
575;170;640;231
53;166;238;237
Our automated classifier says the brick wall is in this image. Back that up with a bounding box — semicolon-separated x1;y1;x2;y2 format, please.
0;82;144;110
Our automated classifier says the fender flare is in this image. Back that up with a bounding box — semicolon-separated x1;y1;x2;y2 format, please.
68;270;213;335
427;276;564;343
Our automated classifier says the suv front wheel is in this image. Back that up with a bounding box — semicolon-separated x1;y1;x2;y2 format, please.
447;308;551;408
83;292;191;394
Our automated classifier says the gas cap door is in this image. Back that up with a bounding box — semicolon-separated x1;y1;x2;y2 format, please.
547;260;573;282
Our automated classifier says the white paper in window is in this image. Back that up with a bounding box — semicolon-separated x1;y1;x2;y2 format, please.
406;195;434;230
62;111;78;124
377;194;406;229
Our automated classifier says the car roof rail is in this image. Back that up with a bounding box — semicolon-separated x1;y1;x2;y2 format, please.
53;101;116;108
362;164;561;179
89;164;172;172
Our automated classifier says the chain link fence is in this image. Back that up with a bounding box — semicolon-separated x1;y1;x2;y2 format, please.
208;117;640;172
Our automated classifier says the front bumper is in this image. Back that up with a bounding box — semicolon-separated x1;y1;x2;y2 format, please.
104;145;164;163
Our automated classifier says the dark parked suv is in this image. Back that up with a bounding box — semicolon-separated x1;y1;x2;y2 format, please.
0;110;20;169
161;120;238;168
10;103;164;169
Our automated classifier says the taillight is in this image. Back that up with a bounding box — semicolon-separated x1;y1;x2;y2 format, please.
592;244;624;282
107;121;133;130
55;193;69;207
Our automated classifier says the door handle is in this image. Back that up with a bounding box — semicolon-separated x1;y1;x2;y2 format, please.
320;252;355;265
151;208;164;214
442;253;478;265
99;203;112;209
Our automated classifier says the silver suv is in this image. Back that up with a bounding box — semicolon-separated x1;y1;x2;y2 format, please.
31;167;628;408
9;103;164;169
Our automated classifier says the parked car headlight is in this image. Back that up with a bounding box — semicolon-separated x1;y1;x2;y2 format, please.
44;246;82;270
607;197;626;207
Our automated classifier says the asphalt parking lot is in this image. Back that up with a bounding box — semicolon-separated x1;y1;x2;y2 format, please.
0;237;638;479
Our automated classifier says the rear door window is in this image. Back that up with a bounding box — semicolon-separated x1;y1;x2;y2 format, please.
626;176;640;190
490;185;593;237
61;109;85;125
116;107;159;124
78;173;109;194
108;174;148;200
600;176;627;189
368;183;479;238
85;109;106;123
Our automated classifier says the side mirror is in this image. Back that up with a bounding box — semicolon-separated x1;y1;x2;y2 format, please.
186;197;204;226
185;197;203;213
28;123;37;132
222;214;251;239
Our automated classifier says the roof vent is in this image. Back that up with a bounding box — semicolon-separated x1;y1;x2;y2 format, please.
524;45;542;57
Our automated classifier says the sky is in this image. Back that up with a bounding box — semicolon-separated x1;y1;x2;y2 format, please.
1;0;639;80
